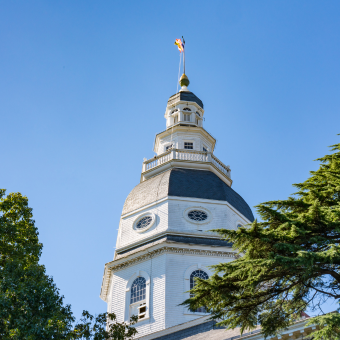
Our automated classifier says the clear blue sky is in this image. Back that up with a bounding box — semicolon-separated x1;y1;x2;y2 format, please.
1;0;339;318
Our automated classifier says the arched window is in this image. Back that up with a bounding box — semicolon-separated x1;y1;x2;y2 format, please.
125;272;150;322
130;277;146;304
183;107;191;111
190;270;209;313
129;277;147;320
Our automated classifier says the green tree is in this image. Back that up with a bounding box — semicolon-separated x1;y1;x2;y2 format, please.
0;190;74;339
0;189;138;339
184;142;340;340
71;310;138;340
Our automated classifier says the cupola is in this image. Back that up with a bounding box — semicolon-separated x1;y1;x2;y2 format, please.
165;74;204;129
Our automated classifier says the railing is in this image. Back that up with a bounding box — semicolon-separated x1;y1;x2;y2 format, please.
175;149;209;162
211;154;231;177
143;149;231;178
145;150;172;171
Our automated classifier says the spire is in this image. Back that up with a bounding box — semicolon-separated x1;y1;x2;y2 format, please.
179;73;190;92
174;37;189;92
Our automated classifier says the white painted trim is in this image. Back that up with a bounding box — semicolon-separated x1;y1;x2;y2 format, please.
165;100;205;116
154;126;215;153
141;160;232;187
100;243;236;301
115;229;226;255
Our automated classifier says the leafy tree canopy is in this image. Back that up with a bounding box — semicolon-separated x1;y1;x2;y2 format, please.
0;190;74;339
71;311;138;340
184;142;340;339
0;189;138;339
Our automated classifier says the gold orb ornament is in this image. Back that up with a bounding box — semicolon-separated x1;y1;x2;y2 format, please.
179;74;190;88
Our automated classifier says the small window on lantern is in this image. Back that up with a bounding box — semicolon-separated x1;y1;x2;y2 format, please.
184;114;191;122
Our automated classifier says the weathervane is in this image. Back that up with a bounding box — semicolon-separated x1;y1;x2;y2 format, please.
174;36;189;89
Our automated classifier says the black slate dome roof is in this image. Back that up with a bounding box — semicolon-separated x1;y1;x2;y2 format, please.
122;168;254;222
167;91;203;109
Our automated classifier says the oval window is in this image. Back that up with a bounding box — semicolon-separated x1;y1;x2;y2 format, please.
188;210;208;222
136;216;153;230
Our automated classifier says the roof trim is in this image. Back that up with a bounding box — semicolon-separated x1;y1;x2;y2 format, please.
154;126;216;153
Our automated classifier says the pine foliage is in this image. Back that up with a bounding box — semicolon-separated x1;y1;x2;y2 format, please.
184;142;340;339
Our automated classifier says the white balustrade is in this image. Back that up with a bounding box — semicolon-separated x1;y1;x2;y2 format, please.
143;149;231;179
145;150;172;171
174;150;209;162
211;154;231;177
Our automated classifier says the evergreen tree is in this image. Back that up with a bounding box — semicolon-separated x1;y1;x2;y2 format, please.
184;142;340;339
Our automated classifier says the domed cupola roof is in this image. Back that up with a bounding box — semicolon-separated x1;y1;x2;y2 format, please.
122;168;254;222
167;91;203;109
167;74;204;109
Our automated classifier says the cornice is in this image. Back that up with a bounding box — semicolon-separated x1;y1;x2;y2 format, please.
115;229;225;255
141;160;232;187
154;126;216;152
166;97;204;113
100;243;236;301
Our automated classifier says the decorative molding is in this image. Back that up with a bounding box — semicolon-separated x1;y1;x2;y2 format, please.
112;247;235;272
115;229;229;256
100;245;236;301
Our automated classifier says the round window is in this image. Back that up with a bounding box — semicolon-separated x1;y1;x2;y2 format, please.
133;213;156;233
188;210;208;222
136;216;153;230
